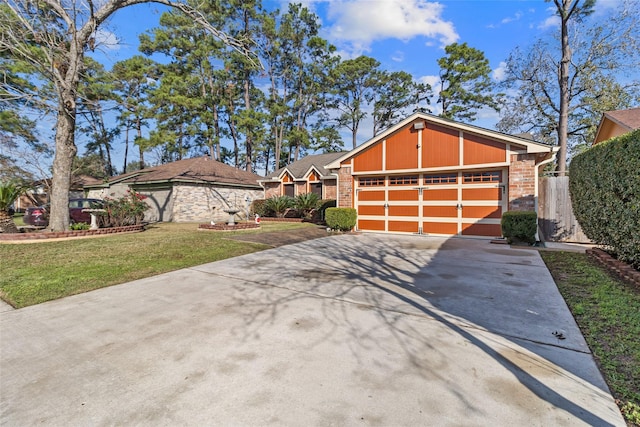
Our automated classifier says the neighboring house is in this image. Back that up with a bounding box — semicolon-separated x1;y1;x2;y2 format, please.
325;112;558;238
14;175;102;212
85;157;263;223
259;152;346;200
593;107;640;144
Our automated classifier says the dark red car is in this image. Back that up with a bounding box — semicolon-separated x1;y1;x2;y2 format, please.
23;198;104;227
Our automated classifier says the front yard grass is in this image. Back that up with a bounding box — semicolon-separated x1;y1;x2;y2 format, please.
541;251;640;425
0;222;316;309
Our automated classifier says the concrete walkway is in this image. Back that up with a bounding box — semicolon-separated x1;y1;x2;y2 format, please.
0;234;624;426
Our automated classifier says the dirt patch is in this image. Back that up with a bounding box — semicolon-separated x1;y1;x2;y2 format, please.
227;225;329;247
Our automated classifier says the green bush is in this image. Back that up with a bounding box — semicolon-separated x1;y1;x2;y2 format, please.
294;193;321;219
314;199;336;223
501;211;537;244
100;190;149;227
325;207;357;231
250;199;272;217
70;222;90;230
570;129;640;269
264;195;294;218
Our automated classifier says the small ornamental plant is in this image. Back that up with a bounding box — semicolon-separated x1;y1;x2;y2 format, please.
100;190;149;227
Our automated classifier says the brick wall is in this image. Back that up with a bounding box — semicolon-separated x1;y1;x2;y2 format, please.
508;153;536;211
295;181;306;196
263;182;280;199
323;179;337;200
337;165;353;208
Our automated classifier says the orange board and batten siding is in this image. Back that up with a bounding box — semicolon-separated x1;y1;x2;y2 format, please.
422;123;460;168
385;127;419;170
353;143;383;172
463;134;507;165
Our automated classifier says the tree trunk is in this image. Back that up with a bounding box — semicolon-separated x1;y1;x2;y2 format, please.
556;3;571;176
50;99;77;231
137;119;144;170
123;125;129;174
0;211;20;234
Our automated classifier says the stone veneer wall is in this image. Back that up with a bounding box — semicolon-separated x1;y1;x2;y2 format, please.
508;153;537;211
337;164;353;208
172;184;263;222
87;184;173;223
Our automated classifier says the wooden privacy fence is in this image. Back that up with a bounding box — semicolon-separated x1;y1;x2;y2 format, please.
538;176;591;243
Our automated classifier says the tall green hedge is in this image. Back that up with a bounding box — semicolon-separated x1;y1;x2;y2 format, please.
569;129;640;268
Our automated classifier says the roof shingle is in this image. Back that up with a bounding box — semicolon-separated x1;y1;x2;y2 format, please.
264;152;347;180
604;108;640;131
102;157;262;188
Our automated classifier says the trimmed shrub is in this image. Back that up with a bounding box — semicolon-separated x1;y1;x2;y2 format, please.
501;211;537;244
325;207;357;231
570;129;640;269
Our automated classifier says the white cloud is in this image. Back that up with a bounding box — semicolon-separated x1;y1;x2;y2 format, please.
537;15;560;30
94;28;120;51
501;11;523;24
418;74;440;88
492;61;507;82
323;0;458;56
391;50;405;62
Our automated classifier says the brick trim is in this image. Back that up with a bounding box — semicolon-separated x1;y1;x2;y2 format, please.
0;225;145;241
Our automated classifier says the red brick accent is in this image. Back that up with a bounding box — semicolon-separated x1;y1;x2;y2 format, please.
259;217;304;223
337;164;353;208
508;153;536;211
587;247;640;289
0;225;145;241
295;181;306;195
323;179;337;200
198;222;261;231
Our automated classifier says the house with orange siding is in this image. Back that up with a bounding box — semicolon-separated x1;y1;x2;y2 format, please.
259;152;346;200
593;107;640;144
325;112;558;238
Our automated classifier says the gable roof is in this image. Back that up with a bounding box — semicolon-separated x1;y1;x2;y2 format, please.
594;107;640;144
85;157;262;189
325;112;557;169
261;152;347;182
602;108;640;130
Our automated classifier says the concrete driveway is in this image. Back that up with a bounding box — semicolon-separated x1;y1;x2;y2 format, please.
0;234;624;426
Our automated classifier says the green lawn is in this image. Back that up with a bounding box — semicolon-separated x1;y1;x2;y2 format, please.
541;251;640;425
0;222;315;308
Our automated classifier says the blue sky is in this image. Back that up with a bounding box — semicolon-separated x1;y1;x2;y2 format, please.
86;0;621;167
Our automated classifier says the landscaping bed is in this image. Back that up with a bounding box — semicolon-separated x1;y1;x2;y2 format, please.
0;224;145;241
541;251;640;425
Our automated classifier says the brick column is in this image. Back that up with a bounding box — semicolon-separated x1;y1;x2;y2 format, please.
508;153;536;211
337;165;353;208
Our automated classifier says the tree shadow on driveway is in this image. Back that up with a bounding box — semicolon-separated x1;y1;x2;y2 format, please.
196;233;620;425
